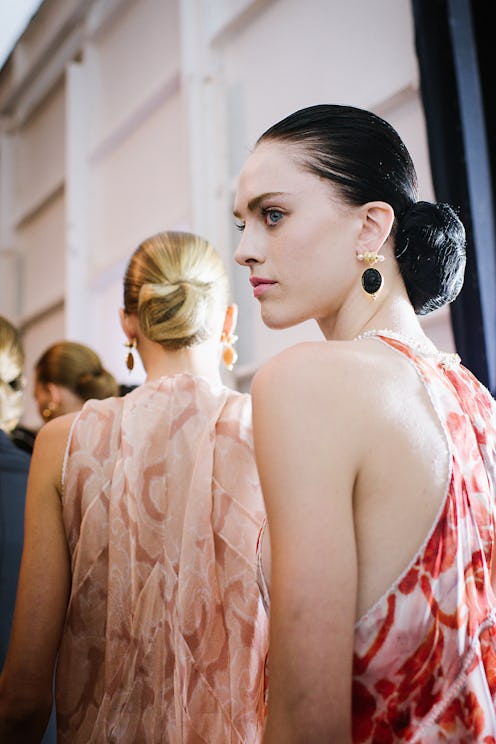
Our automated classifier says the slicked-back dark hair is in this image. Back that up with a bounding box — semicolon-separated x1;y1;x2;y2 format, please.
258;104;466;315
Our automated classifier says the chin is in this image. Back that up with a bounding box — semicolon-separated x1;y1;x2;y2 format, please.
260;309;302;331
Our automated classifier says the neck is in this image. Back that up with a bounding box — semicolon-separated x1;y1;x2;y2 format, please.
318;283;427;344
137;336;223;386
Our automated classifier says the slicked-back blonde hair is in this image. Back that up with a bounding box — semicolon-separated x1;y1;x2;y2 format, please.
123;231;229;349
0;316;25;432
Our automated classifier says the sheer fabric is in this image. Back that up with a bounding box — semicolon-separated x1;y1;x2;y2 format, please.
56;374;268;743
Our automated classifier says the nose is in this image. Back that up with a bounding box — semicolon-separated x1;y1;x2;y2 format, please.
234;227;265;267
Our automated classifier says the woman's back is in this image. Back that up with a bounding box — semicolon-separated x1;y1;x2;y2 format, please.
347;334;496;741
56;374;267;743
257;331;496;741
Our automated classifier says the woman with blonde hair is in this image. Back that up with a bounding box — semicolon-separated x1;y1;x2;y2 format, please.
0;315;56;743
0;231;267;743
34;340;119;422
0;315;28;666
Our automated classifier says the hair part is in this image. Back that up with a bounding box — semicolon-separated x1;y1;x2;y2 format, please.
258;104;466;315
123;231;229;349
35;341;119;401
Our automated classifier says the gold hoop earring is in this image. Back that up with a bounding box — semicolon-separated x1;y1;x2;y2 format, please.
42;401;57;421
124;339;137;371
357;251;385;299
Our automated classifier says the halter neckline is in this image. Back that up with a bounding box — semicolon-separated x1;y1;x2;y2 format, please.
353;328;461;370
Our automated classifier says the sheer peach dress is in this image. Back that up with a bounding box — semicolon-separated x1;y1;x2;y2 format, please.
55;374;268;743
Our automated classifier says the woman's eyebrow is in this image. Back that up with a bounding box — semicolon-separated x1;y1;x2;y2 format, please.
233;192;285;218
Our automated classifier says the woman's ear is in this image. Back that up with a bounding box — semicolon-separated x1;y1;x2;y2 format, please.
46;382;61;405
357;201;395;254
119;308;138;341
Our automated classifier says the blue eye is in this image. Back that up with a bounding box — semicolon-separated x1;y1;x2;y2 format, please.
263;208;284;226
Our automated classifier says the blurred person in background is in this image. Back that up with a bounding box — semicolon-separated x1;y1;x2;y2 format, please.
34;340;119;422
0;315;29;669
0;315;56;743
0;231;267;743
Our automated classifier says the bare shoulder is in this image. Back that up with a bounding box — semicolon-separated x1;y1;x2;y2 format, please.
33;412;77;454
252;339;375;409
30;413;79;492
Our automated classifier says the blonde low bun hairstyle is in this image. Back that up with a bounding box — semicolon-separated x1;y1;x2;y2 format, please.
123;231;229;349
0;316;25;432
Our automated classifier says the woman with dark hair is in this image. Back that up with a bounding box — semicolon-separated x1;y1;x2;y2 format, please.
0;231;267;742
34;340;119;422
233;104;496;742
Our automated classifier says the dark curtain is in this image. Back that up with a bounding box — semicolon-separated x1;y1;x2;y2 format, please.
411;0;496;394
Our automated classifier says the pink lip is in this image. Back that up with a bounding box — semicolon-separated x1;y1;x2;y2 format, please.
250;276;277;298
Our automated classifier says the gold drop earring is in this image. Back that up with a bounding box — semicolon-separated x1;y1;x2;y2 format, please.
124;339;137;371
221;330;238;371
221;305;238;371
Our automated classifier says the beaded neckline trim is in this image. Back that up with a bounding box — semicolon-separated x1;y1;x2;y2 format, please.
353;329;461;370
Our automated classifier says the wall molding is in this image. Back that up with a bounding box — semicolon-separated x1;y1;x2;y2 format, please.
87;71;181;165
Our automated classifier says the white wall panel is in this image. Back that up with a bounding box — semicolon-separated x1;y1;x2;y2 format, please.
86;0;180;150
18;190;65;319
222;0;418;154
0;251;21;320
88;93;191;277
11;81;65;223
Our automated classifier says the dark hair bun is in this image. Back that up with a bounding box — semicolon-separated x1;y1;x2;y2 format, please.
394;201;466;315
75;369;119;400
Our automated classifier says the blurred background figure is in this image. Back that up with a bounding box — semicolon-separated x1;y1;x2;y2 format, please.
0;315;28;667
34;340;119;422
0;315;56;743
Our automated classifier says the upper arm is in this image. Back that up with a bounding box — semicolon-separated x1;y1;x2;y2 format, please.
1;415;74;701
252;346;359;742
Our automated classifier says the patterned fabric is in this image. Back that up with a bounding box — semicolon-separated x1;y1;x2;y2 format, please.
258;334;496;743
56;374;268;744
354;336;496;743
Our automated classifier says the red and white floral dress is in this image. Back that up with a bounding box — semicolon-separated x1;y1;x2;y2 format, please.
259;333;496;743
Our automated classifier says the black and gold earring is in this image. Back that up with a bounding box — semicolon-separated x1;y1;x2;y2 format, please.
357;251;385;299
124;339;137;371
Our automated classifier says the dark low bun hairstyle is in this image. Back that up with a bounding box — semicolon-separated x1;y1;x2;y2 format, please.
75;369;120;401
395;201;466;315
258;104;467;314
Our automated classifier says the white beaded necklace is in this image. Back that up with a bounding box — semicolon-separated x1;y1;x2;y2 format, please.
354;328;461;370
